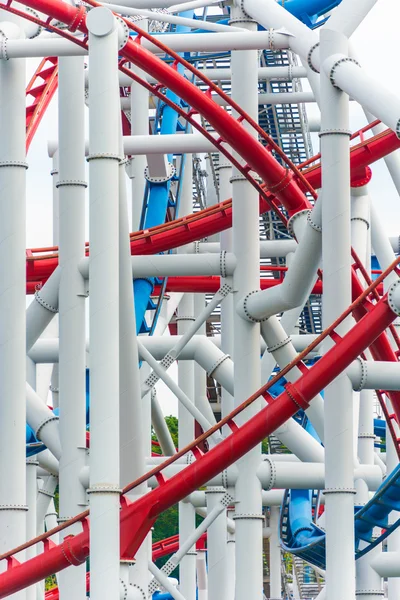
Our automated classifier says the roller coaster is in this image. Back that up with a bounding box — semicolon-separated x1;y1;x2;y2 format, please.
0;0;399;599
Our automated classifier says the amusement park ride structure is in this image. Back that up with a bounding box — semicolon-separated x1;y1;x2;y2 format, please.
1;0;400;599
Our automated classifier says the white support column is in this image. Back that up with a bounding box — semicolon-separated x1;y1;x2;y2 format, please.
87;8;121;599
230;4;263;600
0;22;27;599
219;157;234;422
57;55;88;600
269;506;281;600
206;488;229;600
119;134;148;600
128;18;148;231
351;187;383;599
177;155;196;600
320;28;355;600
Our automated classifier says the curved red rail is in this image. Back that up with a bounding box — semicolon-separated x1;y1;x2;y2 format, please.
2;1;398;595
44;532;203;600
26;57;58;151
0;259;398;596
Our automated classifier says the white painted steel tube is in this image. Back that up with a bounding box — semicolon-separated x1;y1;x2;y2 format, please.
238;204;321;321
320;29;355;600
25;459;37;600
128;17;148;231
371;552;400;577
176;158;197;600
137;340;219;437
347;360;400;391
148;563;186;600
206;488;230;600
243;0;318;64
321;0;378;37
79;252;236;278
0;24;27;573
260;316;324;440
117;65;307;85
219;156;234;424
57;55;88;600
26;384;61;460
322;56;400;135
36;475;58;530
2;30;291;57
103;3;246;32
230;8;263;600
119;134;149;598
151;390;177;456
120;91;317;110
269;506;281;599
26;267;60;353
370;203;399;289
87;9;121;600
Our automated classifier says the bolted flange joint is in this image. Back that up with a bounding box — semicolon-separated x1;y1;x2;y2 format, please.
237;290;267;323
387;280;400;317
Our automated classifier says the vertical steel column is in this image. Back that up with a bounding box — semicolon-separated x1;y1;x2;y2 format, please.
177;155;196;600
352;187;383;599
206;487;229;600
320;28;355;600
25;458;38;600
219;157;234;420
0;23;27;599
57;55;88;600
230;4;262;600
119;145;148;599
87;8;121;599
50;150;59;412
269;506;281;599
128;18;148;232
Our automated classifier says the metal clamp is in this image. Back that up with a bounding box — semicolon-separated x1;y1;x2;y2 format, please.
233;513;264;521
285;382;308;410
307;42;320;73
38;488;55;499
144;162;175;184
87;153;122;162
207;353;230;378
323;487;357;495
350;216;370;229
87;484;122;495
396;118;400;140
220;250;227;278
56;179;88;188
0;35;8;60
329;56;360;90
25;7;43;38
354;357;368;392
266;168;292;195
307;209;322;233
116;15;130;50
388;280;400;316
35;289;58;313
318;128;352;137
0;504;28;511
287;209;310;239
242;290;266;323
267;336;291;354
0;160;28;169
35;415;59;441
262;456;276;491
68;4;86;33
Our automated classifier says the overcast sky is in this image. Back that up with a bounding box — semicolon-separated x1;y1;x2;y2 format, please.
28;0;400;414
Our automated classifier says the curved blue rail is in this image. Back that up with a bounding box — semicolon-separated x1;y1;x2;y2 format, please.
280;464;400;569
